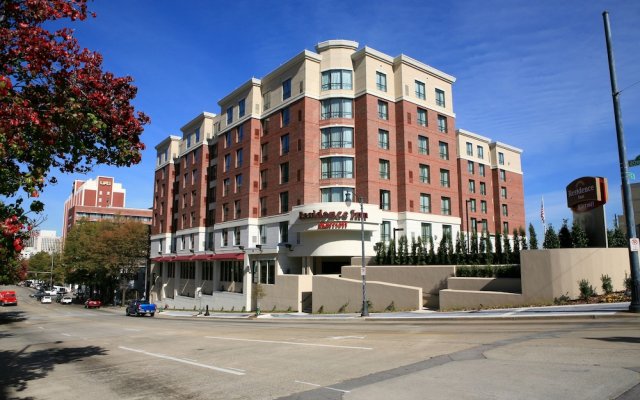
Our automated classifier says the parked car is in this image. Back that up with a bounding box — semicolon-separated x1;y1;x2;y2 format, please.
41;295;52;304
84;299;102;309
125;300;157;317
0;290;17;306
60;296;73;305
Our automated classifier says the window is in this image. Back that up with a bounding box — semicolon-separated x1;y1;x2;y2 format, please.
226;107;233;124
238;99;245;118
500;169;506;181
415;80;426;99
380;190;390;210
479;164;486;177
187;133;192;148
236;148;243;167
378;129;389;149
435;89;445;107
477;145;484;159
321;157;354;179
223;178;230;196
417;108;427;126
234;200;241;219
225;131;232;148
440;169;450;188
439;141;449;160
482;219;488;232
421;223;432;242
263;91;271;110
259;197;267;216
501;187;507;199
235;174;242;192
419;164;430;183
418;135;429;155
437;115;447;133
380;221;391;242
471;218;477;233
441;197;451;215
321;98;353;119
481;200;487;213
480;182;487;195
190;211;195;226
237;125;244;142
222;228;228;246
469;199;477;212
467;160;474;174
466;142;473;156
503;222;509;234
260;170;268;189
281;107;290;126
282;78;291;100
502;204;508;216
378;100;388;120
469;179;476;193
280;162;289;183
233;226;240;245
321;69;353;90
321;187;354;203
281;134;289;155
224;154;230;172
420;193;431;213
499;152;505;165
279;221;289;242
321;127;353;149
279;191;289;213
261;143;268;162
259;225;267;244
254;260;276;285
376;71;387;91
195;128;200;144
379;159;390;179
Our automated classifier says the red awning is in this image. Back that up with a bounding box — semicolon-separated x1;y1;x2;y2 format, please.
153;253;244;262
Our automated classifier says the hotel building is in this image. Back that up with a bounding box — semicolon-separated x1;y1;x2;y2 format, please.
149;40;525;311
62;176;152;237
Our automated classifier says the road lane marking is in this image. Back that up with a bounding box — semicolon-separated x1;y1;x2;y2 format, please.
205;336;372;350
124;328;142;332
294;380;350;393
61;333;72;337
328;335;365;340
118;346;245;375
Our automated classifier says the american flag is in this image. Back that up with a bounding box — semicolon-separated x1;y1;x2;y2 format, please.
540;197;545;224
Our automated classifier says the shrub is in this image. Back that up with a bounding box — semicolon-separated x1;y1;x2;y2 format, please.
578;279;596;300
317;305;324;314
554;293;570;305
601;274;613;295
624;273;633;294
385;301;396;312
338;302;349;313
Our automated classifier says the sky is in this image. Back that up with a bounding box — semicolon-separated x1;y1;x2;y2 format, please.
25;0;640;237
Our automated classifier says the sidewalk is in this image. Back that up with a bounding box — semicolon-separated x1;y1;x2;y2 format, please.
148;302;639;321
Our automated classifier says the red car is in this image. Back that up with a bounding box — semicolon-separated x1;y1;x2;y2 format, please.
84;299;102;309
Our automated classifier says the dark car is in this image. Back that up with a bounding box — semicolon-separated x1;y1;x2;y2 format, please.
84;299;102;309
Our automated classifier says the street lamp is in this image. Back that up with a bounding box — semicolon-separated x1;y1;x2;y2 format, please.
345;192;368;317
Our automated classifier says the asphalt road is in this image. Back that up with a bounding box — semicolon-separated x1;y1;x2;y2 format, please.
1;285;640;400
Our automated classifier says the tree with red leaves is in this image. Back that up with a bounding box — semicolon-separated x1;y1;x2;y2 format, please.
0;0;150;282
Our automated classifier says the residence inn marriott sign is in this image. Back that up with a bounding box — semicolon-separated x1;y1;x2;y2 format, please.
566;176;608;246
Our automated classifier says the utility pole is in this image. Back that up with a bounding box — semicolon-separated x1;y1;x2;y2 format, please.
602;11;640;312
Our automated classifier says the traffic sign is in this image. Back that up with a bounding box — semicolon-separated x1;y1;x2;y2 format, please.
629;159;640;168
631;238;640;252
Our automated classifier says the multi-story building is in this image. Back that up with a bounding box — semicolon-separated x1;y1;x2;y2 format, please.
62;176;152;237
150;40;525;311
21;230;62;258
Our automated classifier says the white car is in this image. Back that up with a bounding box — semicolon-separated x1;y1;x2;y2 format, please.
60;296;73;305
41;295;52;304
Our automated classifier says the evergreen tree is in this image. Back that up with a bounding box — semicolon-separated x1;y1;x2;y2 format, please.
502;229;512;264
388;239;397;265
478;232;487;264
512;228;521;263
519;226;528;250
485;233;494;265
410;237;418;265
416;236;426;265
470;232;479;264
495;231;503;264
427;236;436;264
571;221;589;248
398;235;409;265
607;225;627;247
445;233;454;265
558;219;572;248
437;235;448;264
528;223;538;250
454;233;463;265
543;224;560;248
375;241;386;265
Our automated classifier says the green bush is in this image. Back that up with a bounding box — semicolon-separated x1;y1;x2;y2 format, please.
624;273;633;294
601;274;613;295
578;279;596;300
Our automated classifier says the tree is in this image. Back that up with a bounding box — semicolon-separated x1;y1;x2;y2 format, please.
502;230;512;264
512;228;521;263
558;219;572;248
495;231;503;264
528;223;538;250
519;226;528;250
0;0;150;276
608;225;627;247
470;232;479;264
427;235;436;264
485;232;494;265
397;235;409;265
571;221;589;248
63;219;149;303
543;224;560;249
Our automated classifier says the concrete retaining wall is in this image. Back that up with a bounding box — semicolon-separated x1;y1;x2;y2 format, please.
439;290;526;310
312;275;422;313
447;277;521;293
258;275;313;312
